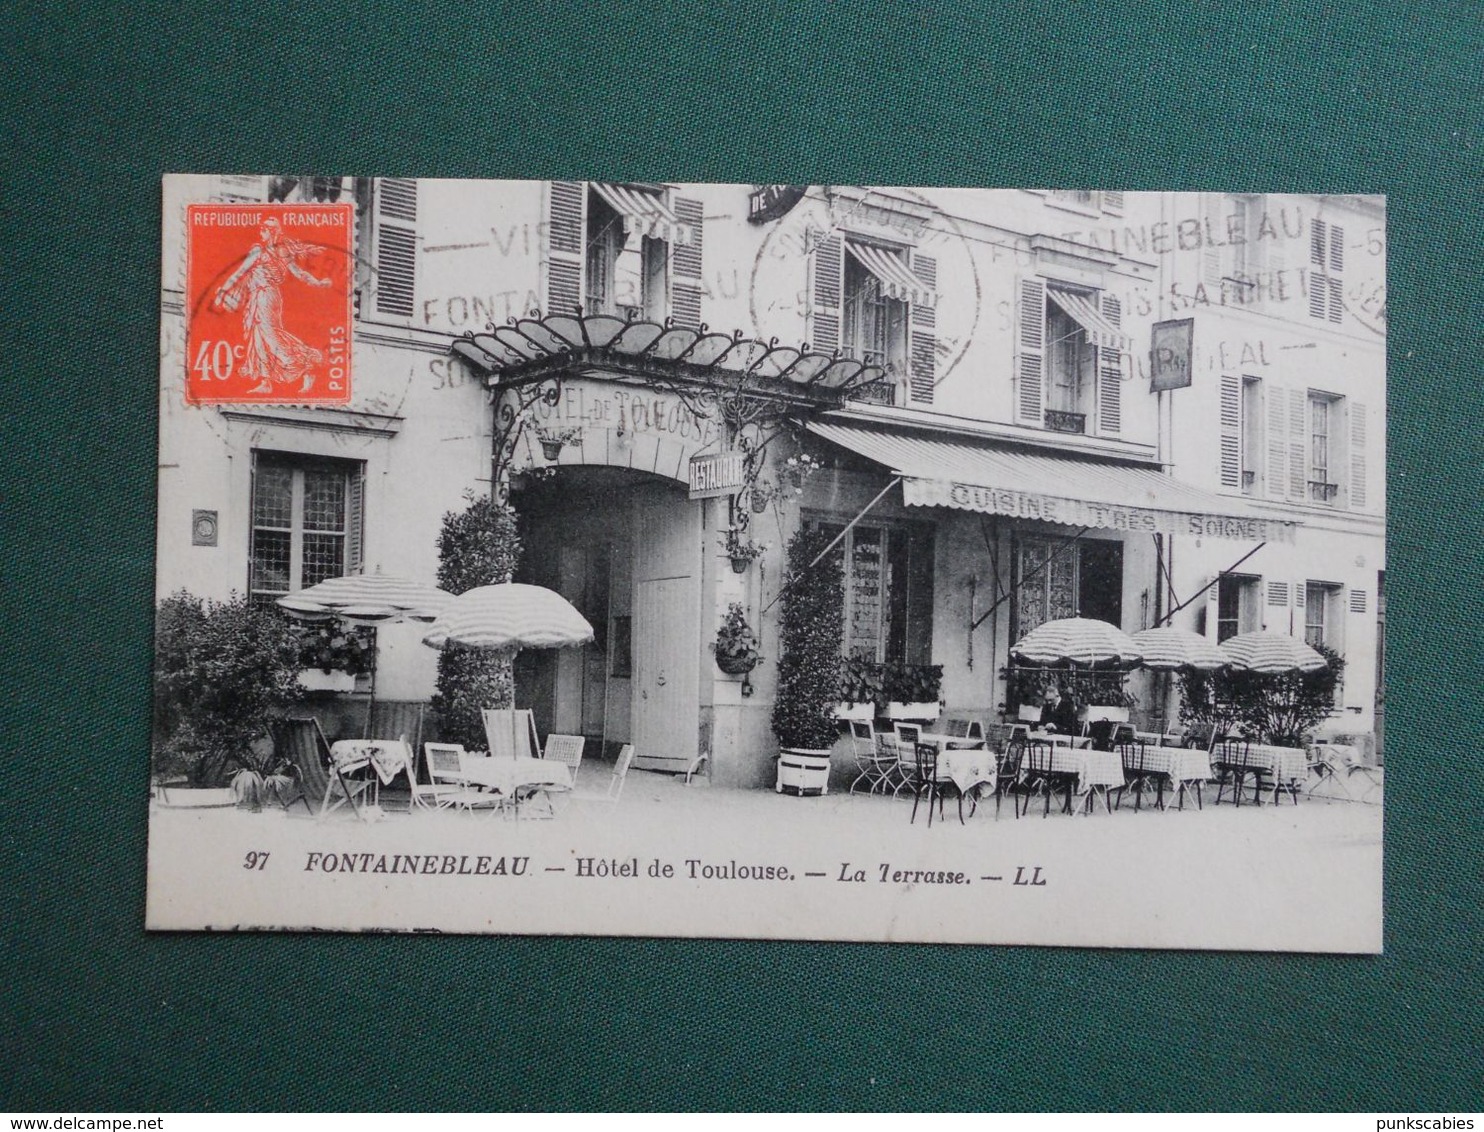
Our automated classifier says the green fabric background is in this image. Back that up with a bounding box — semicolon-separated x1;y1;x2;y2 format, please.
2;0;1480;1112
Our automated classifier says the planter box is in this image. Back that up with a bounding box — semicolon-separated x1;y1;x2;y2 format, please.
832;701;876;723
775;748;831;796
154;785;236;809
883;701;940;722
297;669;358;693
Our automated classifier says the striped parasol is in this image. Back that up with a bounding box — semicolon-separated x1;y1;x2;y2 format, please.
1010;617;1142;667
283;573;453;625
421;584;595;651
1219;631;1328;674
1131;627;1228;671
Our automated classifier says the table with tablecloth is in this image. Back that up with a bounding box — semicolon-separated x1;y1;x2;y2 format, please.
326;739;415;818
445;755;573;809
1119;742;1213;809
1214;742;1309;804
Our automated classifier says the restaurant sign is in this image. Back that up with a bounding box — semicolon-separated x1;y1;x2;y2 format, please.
1150;318;1195;392
688;451;746;499
903;479;1295;544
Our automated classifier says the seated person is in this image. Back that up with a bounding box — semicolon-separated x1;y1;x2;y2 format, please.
1038;686;1079;735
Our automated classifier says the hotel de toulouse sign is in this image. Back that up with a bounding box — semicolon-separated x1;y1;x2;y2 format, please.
905;479;1296;544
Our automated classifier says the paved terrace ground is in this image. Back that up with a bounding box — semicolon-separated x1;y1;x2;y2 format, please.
148;765;1382;952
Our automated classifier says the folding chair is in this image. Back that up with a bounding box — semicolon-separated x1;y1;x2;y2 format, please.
893;723;922;798
481;708;541;759
424;743;504;816
574;744;636;804
539;734;585;796
848;719;895;795
269;717;371;819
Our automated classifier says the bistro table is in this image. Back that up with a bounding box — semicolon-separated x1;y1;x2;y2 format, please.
903;734;988;794
1215;742;1308;805
1119;741;1212;811
327;739;414;819
1023;741;1124;815
444;755;573;818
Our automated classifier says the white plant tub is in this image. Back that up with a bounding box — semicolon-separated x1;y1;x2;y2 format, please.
883;701;941;722
832;701;875;723
775;748;832;796
297;669;357;693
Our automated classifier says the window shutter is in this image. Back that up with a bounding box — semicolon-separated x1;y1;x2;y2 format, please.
1016;278;1045;425
1293;579;1308;637
213;175;266;203
1097;292;1122;434
1265;384;1288;500
1328;225;1345;273
372;178;417;319
1349;401;1368;510
1103;191;1125;216
1288;388;1308;500
908;253;937;404
671;196;704;328
1348;588;1368;614
546;181;585;316
810;234;842;353
1219;374;1241;488
346;465;365;574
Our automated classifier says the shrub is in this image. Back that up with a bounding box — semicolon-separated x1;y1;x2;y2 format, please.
1178;643;1346;746
431;492;523;749
771;528;845;750
152;591;304;786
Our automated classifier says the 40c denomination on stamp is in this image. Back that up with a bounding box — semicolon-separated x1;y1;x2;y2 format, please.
184;202;353;405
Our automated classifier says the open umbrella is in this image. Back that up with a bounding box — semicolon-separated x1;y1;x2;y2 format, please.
278;572;454;739
421;583;595;759
1131;627;1228;671
1011;617;1143;668
1219;631;1327;674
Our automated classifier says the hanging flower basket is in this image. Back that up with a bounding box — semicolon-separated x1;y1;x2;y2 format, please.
540;439;564;461
729;555;751;574
717;652;760;675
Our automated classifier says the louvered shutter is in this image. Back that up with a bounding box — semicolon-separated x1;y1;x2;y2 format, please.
1348;588;1368;615
1349;401;1368;510
1202;198;1223;290
1097;292;1122;434
1293;579;1308;638
371;178;417;319
346;464;365;574
1288;389;1308;499
671;196;704;328
213;175;266;203
1016;278;1046;424
1103;192;1125;216
546;181;585;316
908;253;936;403
1307;218;1329;321
1265;385;1288;500
1219;374;1242;488
810;234;843;354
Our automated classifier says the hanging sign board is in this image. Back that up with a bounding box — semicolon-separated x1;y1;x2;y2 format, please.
1150;318;1195;391
688;451;746;499
748;184;807;224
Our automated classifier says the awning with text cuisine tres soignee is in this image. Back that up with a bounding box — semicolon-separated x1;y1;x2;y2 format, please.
807;421;1297;543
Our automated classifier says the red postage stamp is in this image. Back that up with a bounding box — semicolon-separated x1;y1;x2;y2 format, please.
184;202;354;404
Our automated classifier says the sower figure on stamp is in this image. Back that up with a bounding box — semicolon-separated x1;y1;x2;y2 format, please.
213;217;331;393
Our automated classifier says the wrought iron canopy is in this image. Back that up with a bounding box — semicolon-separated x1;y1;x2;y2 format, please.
451;312;891;407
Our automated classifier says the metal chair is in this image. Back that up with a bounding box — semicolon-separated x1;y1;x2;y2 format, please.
1020;737;1076;817
893;723;922;797
1116;725;1167;812
541;734;586;790
909;741;965;826
1213;736;1256;806
424;743;504;816
847;719;888;794
573;744;636;804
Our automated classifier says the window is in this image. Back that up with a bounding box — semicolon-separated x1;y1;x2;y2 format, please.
1016;280;1123;435
843;249;908;370
249;452;363;603
1308;217;1344;323
1308;392;1341;503
1305;582;1343;650
1045;297;1095;431
1223;375;1263;492
810;519;933;665
1241;378;1262;493
1014;536;1124;639
641;236;668;322
584;191;624;316
1217;574;1261;642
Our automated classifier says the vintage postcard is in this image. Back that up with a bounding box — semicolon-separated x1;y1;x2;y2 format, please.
149;176;1385;951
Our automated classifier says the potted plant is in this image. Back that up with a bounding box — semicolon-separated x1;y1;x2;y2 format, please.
834;656;884;722
294;622;375;692
722;527;768;574
714;603;762;676
152;590;304;807
534;423;583;461
882;662;943;721
771;528;845;795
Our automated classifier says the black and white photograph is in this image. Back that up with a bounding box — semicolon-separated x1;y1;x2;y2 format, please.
149;176;1386;952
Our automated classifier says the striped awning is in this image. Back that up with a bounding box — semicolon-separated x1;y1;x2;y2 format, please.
1047;288;1128;350
808;421;1298;543
592;182;694;246
846;242;937;308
